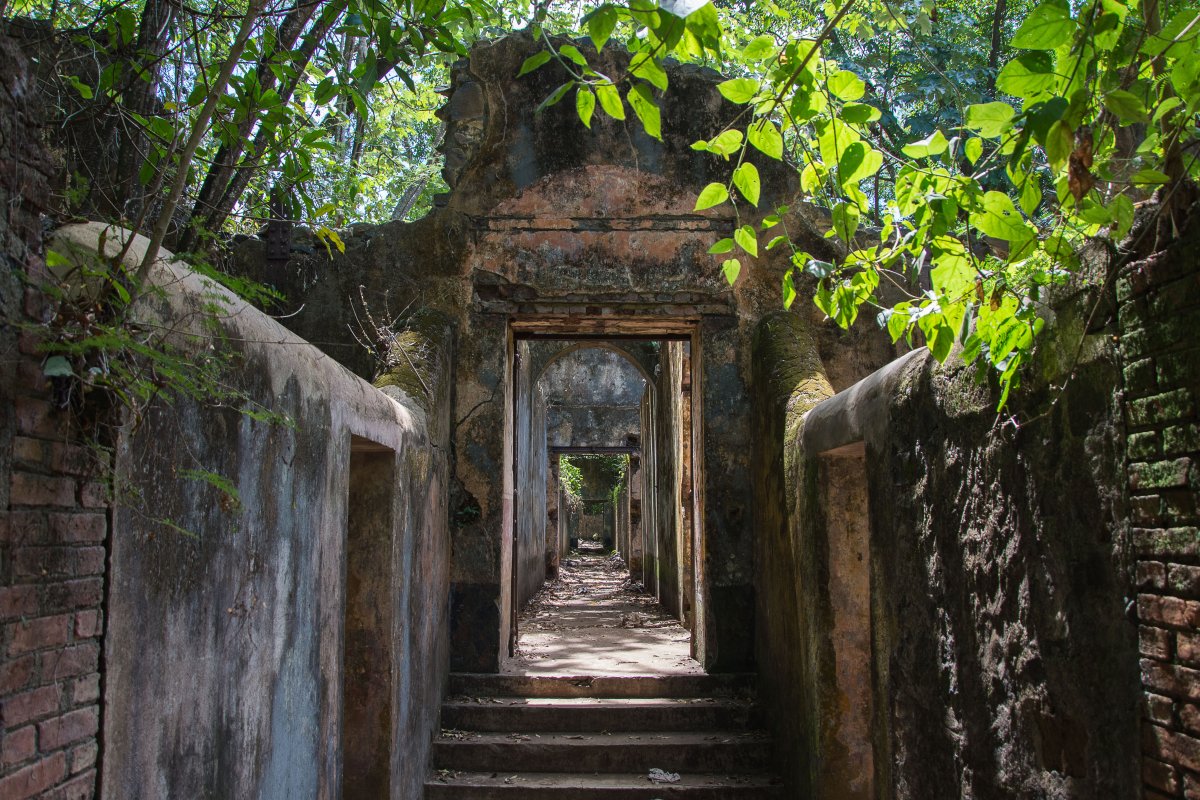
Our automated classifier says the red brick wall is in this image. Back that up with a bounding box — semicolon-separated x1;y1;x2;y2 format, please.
1120;217;1200;799
1;31;105;800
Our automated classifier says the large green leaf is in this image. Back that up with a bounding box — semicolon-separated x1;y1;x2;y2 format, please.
694;182;729;210
1104;89;1149;123
733;162;761;206
996;52;1057;99
627;83;661;139
970;191;1035;245
596;83;625;120
576;87;596;128
743;35;777;62
734;224;758;256
718;78;760;104
965;102;1015;138
748;120;783;160
828;70;865;102
518;51;551;77
630;52;669;91
901;130;949;159
1010;0;1074;50
586;5;619;51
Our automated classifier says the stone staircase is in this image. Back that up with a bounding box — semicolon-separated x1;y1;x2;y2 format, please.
424;673;783;798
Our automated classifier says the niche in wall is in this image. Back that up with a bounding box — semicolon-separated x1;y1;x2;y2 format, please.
343;438;397;798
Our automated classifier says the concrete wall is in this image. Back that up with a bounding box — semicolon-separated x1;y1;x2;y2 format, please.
755;284;1140;797
538;346;647;449
515;345;549;612
654;343;685;620
48;225;454;800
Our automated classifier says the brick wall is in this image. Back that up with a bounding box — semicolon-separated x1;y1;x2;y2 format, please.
1;31;106;800
1119;209;1200;799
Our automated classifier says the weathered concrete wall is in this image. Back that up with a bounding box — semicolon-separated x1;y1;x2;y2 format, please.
51;225;453;800
654;342;685;620
538;346;647;449
1119;202;1200;799
0;33;108;800
756;282;1139;796
515;345;549;613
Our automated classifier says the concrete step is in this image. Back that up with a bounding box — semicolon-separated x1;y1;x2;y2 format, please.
425;771;784;799
448;673;755;699
432;731;772;774
442;696;755;732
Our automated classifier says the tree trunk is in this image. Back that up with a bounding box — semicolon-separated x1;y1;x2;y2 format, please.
195;3;347;237
178;0;324;250
112;0;177;222
986;0;1007;95
135;0;266;289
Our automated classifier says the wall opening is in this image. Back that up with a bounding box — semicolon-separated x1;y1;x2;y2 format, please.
503;324;703;674
818;441;874;799
343;437;397;798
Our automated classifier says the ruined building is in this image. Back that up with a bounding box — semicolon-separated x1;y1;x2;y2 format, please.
1;29;1198;800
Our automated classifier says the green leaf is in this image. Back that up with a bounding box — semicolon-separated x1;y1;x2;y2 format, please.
996;52;1056;99
708;237;734;254
901;130;949;159
717;78;760;104
782;270;798;309
1104;89;1149;123
743;35;777;61
965;102;1015;138
576;87;596;128
42;356;74;378
66;75;93;99
695;182;729;211
828;70;865;101
536;82;573;113
971;191;1035;244
748;120;783;160
596;83;625;120
722;258;742;285
1010;0;1074;50
1142;10;1200;58
832;202;860;242
734;224;758;257
519;51;552;77
1019;178;1042;216
627;83;662;139
700;129;744;157
838;141;882;187
630;52;669;91
842;103;881;124
1112;194;1135;240
1131;169;1171;186
559;44;588;66
1045;120;1073;170
965;137;984;164
732;162;761;206
587;5;619;51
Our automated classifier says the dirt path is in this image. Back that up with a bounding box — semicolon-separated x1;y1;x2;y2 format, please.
506;552;702;676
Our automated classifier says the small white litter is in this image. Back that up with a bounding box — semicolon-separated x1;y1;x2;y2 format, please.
648;768;681;784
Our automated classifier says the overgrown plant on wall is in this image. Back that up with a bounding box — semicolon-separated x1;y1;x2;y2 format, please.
520;0;1200;409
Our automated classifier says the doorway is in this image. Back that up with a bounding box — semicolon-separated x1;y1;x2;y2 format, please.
503;321;704;674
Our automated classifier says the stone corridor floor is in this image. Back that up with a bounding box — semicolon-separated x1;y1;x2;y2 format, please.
506;551;703;676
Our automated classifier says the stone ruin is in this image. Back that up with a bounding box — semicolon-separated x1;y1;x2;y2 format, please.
1;28;1198;800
